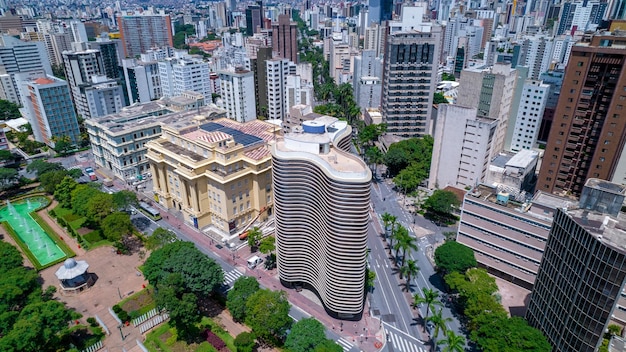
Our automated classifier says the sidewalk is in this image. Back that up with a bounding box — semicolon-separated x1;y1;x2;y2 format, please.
160;207;386;352
95;169;387;351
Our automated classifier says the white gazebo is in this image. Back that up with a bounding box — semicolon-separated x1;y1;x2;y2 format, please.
55;258;94;294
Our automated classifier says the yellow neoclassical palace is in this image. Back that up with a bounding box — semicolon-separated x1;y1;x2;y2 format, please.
146;116;279;236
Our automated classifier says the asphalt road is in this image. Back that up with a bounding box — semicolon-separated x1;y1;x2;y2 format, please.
369;177;465;346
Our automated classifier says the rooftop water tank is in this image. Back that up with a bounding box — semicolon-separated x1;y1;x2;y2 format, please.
302;120;325;134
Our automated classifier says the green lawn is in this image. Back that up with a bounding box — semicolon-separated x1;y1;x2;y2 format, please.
119;288;157;319
142;317;237;352
144;323;216;352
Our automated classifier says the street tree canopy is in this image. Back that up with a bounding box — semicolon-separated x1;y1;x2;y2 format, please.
227;276;260;322
145;228;177;250
434;241;476;274
112;190;138;211
384;136;433;184
285;318;328;352
471;315;551;352
143;241;224;296
424;190;461;220
245;289;291;343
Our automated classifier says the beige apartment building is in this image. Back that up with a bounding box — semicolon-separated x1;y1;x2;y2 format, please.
146;117;279;234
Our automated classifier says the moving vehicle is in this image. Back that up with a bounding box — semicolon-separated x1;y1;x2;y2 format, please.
247;256;262;269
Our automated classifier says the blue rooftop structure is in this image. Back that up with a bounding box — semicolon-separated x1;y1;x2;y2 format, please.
199;122;263;147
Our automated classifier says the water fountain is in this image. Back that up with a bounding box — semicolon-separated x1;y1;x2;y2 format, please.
6;199;16;217
0;198;66;266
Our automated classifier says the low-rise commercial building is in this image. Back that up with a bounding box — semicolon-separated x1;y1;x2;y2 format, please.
457;184;574;289
86;92;216;181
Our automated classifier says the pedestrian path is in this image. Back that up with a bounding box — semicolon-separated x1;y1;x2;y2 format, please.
223;269;243;289
337;337;354;352
383;322;427;352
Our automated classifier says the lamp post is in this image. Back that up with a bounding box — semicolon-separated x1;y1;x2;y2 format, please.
118;324;125;341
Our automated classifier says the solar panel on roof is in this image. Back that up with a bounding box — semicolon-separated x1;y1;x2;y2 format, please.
199;122;263;147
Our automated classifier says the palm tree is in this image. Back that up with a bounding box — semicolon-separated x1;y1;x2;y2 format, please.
426;308;452;349
399;259;419;291
387;217;398;249
439;330;466;352
413;288;442;321
381;212;393;238
393;226;410;266
400;234;418;268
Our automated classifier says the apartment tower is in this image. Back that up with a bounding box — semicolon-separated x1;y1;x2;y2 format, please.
272;117;371;320
537;31;626;196
381;28;441;137
19;76;81;146
526;179;626;351
117;13;174;58
218;68;257;122
272;14;298;64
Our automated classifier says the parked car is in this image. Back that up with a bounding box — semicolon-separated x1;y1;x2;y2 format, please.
85;167;94;174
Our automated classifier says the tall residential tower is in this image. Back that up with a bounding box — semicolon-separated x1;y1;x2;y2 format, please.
272;117;371;320
537;31;626;196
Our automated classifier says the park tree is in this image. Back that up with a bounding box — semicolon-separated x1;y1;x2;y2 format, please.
39;170;68;194
424;190;461;224
101;212;133;241
145;228;177;250
143;241;224;296
0;167;18;190
0;300;74;352
71;184;102;215
0;242;23;272
155;274;201;340
53;176;77;208
226;276;260;322
112;190;138;211
285;318;328;352
471;315;551;352
234;332;256;352
394;162;429;194
245;289;292;344
26;160;64;177
434;241;476;274
0;100;20;120
86;192;114;224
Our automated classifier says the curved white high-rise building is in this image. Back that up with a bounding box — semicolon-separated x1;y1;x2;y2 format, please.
271;117;371;320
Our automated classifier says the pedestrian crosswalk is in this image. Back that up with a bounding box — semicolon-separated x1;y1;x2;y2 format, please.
383;323;427;352
223;269;243;289
336;337;353;352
